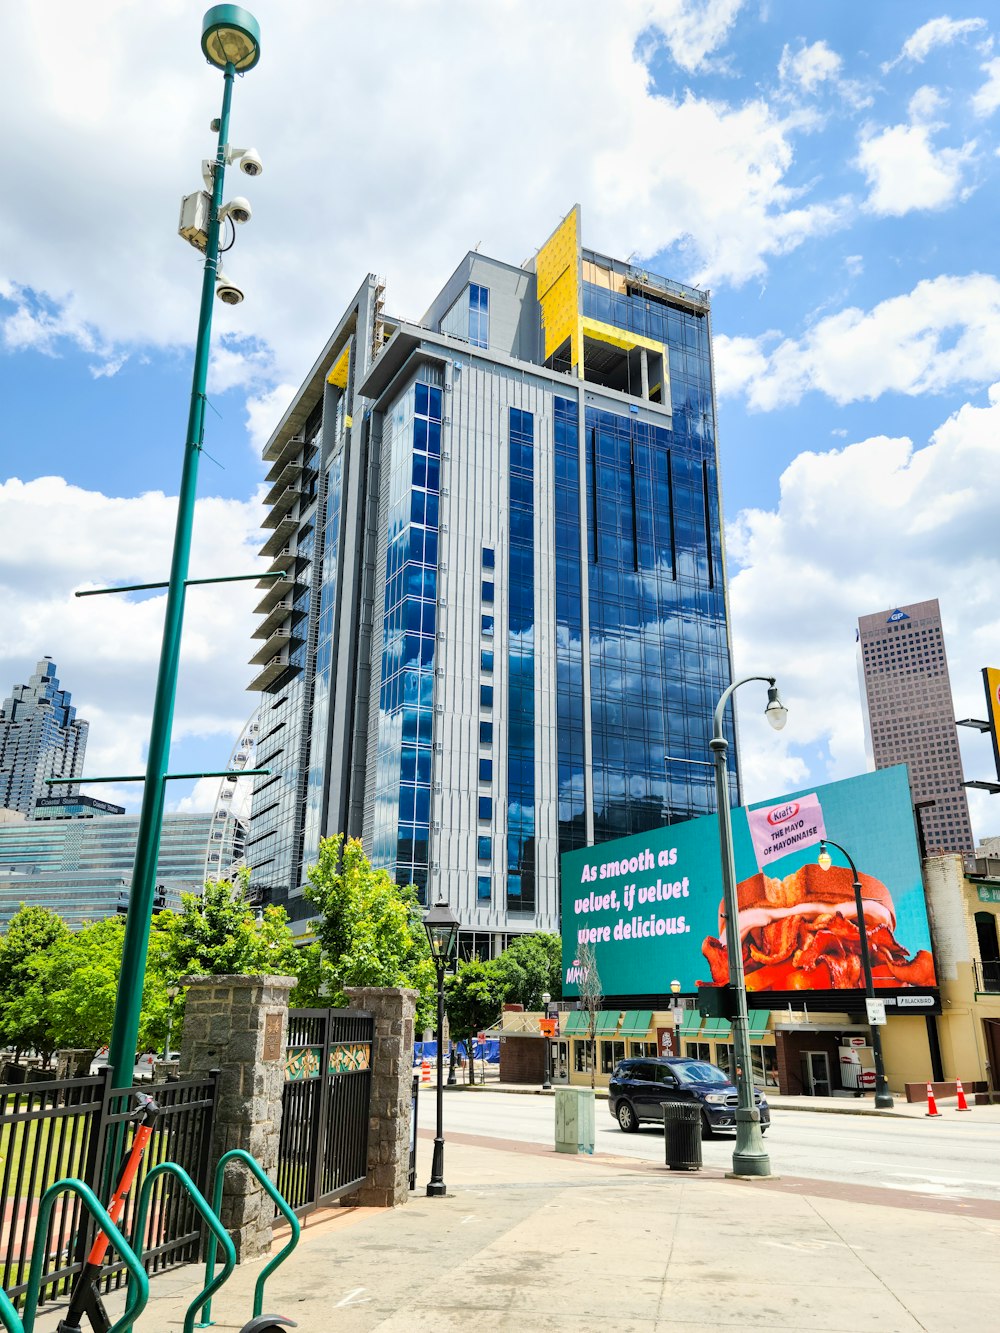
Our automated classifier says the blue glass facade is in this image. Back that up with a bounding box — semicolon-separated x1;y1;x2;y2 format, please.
372;381;442;899
553;397;587;855
507;407;535;913
583;289;734;839
302;445;344;866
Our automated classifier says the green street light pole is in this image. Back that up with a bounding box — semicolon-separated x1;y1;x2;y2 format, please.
710;675;787;1178
106;7;261;1093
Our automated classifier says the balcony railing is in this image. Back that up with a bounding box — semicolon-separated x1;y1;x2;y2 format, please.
973;959;1000;993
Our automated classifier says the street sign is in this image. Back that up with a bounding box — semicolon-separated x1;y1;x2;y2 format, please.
866;998;887;1026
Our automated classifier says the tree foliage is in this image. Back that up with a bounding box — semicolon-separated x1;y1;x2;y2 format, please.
444;959;507;1085
304;835;436;1024
0;904;69;1058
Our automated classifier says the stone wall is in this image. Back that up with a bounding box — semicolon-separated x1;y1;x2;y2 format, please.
179;973;296;1261
344;986;417;1207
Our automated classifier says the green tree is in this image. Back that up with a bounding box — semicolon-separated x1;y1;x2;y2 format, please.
304;835;435;1024
493;932;562;1007
0;904;69;1061
444;959;507;1085
152;873;302;984
42;916;166;1054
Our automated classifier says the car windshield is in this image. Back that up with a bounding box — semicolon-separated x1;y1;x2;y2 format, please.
671;1060;729;1086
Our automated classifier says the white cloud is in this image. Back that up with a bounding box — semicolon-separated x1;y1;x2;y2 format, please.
0;0;846;403
208;338;274;395
778;39;842;93
720;273;1000;410
856;115;976;216
972;56;1000;116
712;333;773;398
244;383;298;456
0;477;268;812
645;0;747;72
727;386;1000;843
882;16;987;72
89;352;129;380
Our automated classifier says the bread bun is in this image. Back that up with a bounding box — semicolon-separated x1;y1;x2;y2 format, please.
719;862;896;938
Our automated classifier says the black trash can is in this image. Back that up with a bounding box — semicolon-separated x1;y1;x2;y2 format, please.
661;1100;702;1171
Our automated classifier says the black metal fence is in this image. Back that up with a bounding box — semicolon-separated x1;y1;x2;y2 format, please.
278;1008;373;1217
409;1073;419;1191
0;1065;219;1309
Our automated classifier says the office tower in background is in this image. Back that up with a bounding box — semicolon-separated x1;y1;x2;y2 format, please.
0;658;88;817
857;599;973;855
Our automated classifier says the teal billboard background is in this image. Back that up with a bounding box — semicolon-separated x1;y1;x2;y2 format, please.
560;766;933;999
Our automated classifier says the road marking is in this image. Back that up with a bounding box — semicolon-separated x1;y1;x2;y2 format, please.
460;1214;475;1224
335;1288;371;1307
761;1239;847;1252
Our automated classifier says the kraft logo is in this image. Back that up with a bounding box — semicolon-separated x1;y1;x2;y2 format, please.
766;802;800;826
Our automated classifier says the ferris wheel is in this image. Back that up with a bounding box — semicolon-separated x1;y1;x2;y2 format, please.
203;706;261;886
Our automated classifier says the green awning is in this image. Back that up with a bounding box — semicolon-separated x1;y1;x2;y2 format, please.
701;1018;732;1039
618;1009;652;1037
595;1010;621;1034
748;1010;770;1037
679;1012;702;1037
561;1010;587;1035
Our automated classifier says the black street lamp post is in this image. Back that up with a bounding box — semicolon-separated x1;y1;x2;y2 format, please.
817;839;894;1110
541;991;552;1091
424;899;460;1197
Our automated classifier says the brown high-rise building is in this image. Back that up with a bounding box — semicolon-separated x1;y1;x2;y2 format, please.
857;598;973;855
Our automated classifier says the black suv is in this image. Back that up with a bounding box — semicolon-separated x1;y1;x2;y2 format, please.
608;1057;770;1139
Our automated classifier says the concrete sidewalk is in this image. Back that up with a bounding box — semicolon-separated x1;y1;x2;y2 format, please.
33;1128;1000;1332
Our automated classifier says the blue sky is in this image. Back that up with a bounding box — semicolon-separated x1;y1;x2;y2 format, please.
1;1;999;841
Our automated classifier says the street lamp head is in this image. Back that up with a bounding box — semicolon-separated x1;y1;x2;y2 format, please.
424;899;460;964
817;842;832;872
764;684;788;731
166;984;180;1001
201;6;261;72
541;992;551;1006
670;979;681;995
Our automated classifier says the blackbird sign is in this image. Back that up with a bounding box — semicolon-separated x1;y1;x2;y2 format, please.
561;766;938;1005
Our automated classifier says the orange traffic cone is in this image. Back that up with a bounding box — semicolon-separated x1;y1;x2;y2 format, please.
925;1082;941;1117
956;1079;971;1112
421;1059;431;1086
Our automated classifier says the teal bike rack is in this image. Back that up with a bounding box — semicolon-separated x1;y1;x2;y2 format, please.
130;1162;236;1333
196;1150;301;1328
0;1178;149;1333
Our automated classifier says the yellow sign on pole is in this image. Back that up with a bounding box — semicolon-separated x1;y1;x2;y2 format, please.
984;667;1000;781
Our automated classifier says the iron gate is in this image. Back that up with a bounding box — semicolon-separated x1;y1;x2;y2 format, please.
277;1008;373;1217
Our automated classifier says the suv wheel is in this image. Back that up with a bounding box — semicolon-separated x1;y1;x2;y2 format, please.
700;1112;716;1140
617;1100;638;1133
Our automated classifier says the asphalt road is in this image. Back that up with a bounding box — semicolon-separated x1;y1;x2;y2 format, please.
438;1090;1000;1203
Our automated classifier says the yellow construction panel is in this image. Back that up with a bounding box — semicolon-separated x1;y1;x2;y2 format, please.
536;206;581;366
327;342;351;388
581;316;665;356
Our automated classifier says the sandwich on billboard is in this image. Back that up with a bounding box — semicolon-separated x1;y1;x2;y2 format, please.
561;766;937;1009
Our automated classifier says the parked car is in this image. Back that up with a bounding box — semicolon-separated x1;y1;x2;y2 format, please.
608;1056;770;1139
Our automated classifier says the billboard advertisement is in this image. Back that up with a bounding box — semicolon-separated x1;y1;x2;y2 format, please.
561;766;937;1007
983;667;1000;781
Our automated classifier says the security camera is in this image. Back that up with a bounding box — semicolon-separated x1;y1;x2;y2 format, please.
239;148;263;177
215;270;244;305
222;196;252;224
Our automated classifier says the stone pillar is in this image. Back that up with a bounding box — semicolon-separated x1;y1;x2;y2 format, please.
344;987;417;1207
55;1049;96;1080
179;973;296;1261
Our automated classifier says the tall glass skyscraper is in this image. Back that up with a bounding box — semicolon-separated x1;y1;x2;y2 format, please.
0;658;88;817
247;207;738;951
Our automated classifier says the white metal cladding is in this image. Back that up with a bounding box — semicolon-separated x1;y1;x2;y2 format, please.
431;352;564;934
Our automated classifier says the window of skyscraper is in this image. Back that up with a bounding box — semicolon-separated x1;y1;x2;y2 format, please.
482;581;494;603
482;546;495;569
481;650;494;673
477;875;491;901
469;284;489;348
478;796;492;820
480;685;493;708
479;721;493;745
479;758;493;782
481;615;494;636
477;836;491;860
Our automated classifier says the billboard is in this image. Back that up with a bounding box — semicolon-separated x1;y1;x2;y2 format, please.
984;667;1000;781
561;766;937;1006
